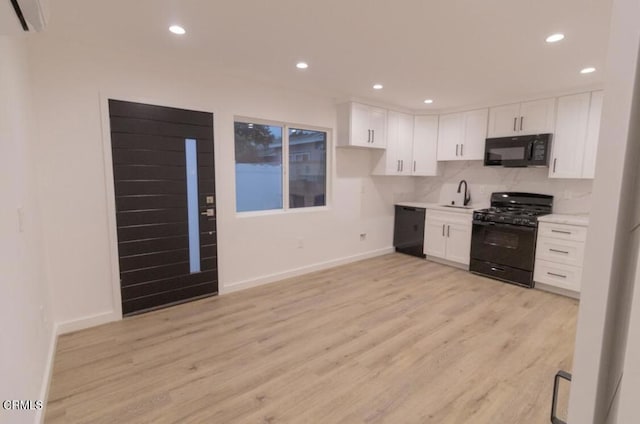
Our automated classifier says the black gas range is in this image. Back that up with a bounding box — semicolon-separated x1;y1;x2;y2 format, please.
470;192;553;288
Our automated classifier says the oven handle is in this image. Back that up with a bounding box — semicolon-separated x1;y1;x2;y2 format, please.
472;220;537;232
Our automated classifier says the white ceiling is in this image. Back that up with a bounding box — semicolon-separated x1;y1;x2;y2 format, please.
28;0;613;111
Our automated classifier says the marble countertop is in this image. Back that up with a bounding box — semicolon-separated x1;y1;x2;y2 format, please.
395;202;476;215
538;213;589;227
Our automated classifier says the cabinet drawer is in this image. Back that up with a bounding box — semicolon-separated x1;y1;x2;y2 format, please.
538;222;587;242
536;237;585;267
426;210;472;226
534;260;582;292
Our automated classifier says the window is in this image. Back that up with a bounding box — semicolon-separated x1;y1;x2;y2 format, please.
235;120;327;212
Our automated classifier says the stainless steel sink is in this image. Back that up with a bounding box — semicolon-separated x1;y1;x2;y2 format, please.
440;204;474;209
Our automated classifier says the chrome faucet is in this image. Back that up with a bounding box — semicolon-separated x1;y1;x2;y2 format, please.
457;180;471;206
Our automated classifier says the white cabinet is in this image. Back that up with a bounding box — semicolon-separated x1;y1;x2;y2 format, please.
424;210;472;266
436;108;488;161
412;115;441;176
488;98;555;137
534;221;588;295
583;90;604;178
372;111;413;175
337;102;387;149
549;91;603;179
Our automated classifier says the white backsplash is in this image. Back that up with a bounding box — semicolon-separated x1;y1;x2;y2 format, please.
414;161;593;214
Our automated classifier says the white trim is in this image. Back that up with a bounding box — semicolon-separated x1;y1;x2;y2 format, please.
99;94;123;320
535;282;580;299
425;256;469;270
35;323;58;424
56;310;119;335
221;247;394;294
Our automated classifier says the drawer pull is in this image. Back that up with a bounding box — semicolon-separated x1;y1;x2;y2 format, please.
549;249;569;254
551;229;572;235
547;272;567;279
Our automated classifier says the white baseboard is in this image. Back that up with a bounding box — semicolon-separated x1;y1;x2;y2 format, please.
535;282;581;299
221;247;395;294
36;322;58;424
56;310;120;335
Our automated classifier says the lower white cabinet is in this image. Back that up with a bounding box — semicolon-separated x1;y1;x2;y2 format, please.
534;221;588;294
424;210;472;266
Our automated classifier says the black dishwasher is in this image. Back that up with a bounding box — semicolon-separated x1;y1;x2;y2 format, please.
393;205;426;258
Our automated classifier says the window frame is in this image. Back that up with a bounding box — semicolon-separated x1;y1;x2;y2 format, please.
234;116;331;216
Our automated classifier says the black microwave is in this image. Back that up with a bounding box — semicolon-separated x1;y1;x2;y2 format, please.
484;134;552;167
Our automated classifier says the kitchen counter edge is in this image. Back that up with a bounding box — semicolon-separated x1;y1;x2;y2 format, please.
537;213;589;227
395;202;476;215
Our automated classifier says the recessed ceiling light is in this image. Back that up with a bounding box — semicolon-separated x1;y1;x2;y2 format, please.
373;84;383;90
169;25;186;35
296;62;309;69
545;33;565;43
580;67;596;74
424;99;434;104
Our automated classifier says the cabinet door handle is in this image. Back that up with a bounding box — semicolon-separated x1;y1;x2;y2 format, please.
401;160;404;171
367;129;371;143
372;129;375;144
397;160;400;171
460;144;464;156
513;117;517;132
553;158;557;173
442;224;445;237
520;116;524;131
413;160;416;172
547;272;567;279
551;229;572;235
447;225;450;237
456;144;459;156
549;248;570;254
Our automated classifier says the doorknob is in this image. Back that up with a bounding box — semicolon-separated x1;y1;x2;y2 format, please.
201;208;215;217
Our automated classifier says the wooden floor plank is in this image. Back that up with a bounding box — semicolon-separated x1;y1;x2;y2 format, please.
45;254;578;423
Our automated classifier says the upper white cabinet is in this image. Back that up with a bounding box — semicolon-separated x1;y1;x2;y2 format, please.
372;111;414;175
549;91;603;179
488;98;556;137
436;108;488;161
583;90;604;179
412;115;441;176
337;102;387;149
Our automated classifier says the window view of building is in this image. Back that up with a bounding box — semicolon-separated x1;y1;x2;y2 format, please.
288;128;326;208
234;122;327;212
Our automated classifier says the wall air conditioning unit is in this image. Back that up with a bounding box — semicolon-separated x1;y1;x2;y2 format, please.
10;0;49;32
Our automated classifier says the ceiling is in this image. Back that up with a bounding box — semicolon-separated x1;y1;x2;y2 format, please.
19;0;613;111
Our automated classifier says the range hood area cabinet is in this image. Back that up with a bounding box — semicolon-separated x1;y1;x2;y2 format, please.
436;108;488;161
488;98;556;138
372;113;441;176
549;90;603;179
337;102;387;149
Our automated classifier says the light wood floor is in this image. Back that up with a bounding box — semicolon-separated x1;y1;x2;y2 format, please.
45;254;578;423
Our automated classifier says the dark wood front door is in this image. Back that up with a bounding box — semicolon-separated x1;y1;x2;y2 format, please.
109;99;218;316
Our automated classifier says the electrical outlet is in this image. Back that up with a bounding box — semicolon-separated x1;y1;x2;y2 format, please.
360;233;367;241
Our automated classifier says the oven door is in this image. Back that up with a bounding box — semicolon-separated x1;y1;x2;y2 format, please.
470;221;537;271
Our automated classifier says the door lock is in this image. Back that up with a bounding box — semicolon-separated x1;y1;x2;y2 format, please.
206;196;214;204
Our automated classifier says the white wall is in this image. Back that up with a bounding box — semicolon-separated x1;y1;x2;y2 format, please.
414;161;593;213
0;36;54;424
568;0;640;421
26;20;415;330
